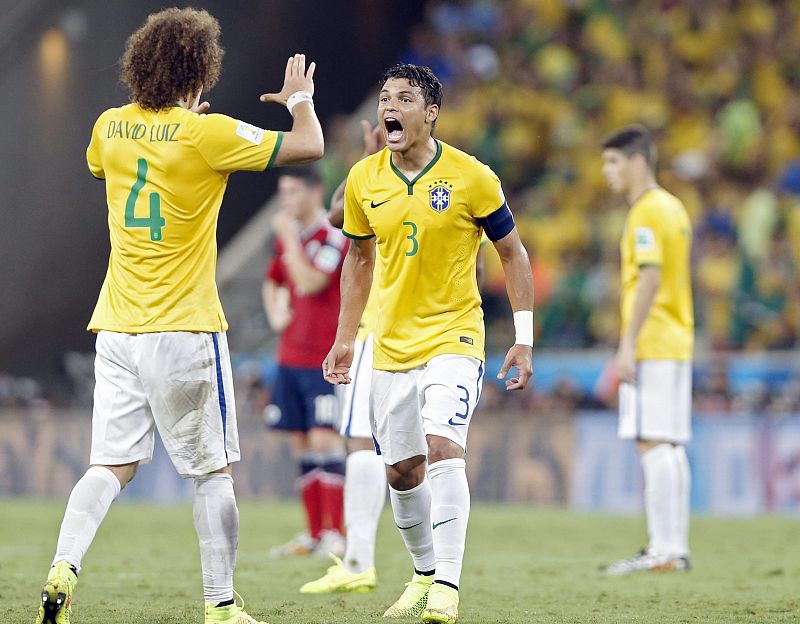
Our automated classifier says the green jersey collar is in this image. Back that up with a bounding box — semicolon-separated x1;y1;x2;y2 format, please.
390;139;442;195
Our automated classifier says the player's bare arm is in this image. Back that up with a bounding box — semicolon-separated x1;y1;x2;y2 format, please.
261;53;324;165
492;228;534;391
329;121;383;229
271;208;330;294
328;180;347;229
262;279;291;333
323;237;375;384
617;265;661;383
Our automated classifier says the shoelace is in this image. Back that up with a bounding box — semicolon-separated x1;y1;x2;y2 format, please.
327;553;344;570
233;589;248;618
407;577;430;588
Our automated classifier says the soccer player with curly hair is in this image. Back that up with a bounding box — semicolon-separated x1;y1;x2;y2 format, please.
34;8;323;624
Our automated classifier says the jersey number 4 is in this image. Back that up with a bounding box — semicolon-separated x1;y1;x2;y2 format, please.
125;158;165;241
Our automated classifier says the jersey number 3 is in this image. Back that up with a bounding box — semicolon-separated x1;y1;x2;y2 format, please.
125;158;165;241
403;221;419;257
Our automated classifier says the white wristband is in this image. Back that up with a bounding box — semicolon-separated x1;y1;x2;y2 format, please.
286;90;313;116
513;310;534;347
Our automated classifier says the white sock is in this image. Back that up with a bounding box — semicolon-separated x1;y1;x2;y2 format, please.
53;466;121;572
428;458;470;588
389;479;435;573
673;445;691;556
193;473;238;604
343;450;386;573
641;444;677;557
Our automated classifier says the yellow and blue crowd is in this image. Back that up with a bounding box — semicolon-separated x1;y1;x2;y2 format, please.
324;0;800;358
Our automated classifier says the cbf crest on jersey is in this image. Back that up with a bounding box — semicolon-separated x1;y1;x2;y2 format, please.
428;179;453;213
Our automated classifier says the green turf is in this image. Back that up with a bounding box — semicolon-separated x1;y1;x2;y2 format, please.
3;500;798;623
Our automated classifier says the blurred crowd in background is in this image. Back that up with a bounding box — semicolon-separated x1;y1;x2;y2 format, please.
5;0;800;414
324;0;800;355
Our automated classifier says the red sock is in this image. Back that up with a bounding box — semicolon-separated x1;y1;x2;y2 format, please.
300;470;323;540
320;472;345;534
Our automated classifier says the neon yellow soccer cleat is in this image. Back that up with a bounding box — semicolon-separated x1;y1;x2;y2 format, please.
382;572;433;618
204;593;268;624
36;561;77;624
299;555;377;594
421;583;459;624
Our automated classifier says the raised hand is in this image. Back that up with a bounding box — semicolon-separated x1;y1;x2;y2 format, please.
260;53;316;106
497;344;533;391
360;119;384;158
190;100;211;114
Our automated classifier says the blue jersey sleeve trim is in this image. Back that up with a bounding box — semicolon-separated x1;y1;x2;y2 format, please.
477;203;515;241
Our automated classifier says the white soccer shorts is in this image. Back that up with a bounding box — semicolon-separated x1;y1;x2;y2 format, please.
90;330;240;477
339;334;374;439
370;353;485;465
618;359;692;444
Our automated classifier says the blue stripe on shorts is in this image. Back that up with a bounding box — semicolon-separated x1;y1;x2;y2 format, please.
212;333;228;460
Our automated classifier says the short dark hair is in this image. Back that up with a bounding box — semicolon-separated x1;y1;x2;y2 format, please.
278;167;323;187
601;124;657;168
121;8;224;111
381;64;443;109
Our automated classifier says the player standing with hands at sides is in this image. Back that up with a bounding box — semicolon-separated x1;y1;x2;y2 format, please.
601;125;693;575
323;64;535;624
34;8;323;624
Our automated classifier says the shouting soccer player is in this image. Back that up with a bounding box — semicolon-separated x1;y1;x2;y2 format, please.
323;64;535;624
601;125;694;575
34;8;323;624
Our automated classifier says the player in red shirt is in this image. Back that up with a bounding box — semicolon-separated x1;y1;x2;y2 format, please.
263;167;348;558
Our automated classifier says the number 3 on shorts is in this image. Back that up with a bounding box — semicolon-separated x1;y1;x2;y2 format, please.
126;158;166;241
448;385;470;426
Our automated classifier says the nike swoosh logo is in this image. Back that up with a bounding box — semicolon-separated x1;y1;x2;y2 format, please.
448;417;467;426
433;517;458;530
370;199;390;208
397;521;424;530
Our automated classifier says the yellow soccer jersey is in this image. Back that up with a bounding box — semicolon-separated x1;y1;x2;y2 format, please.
86;104;282;333
620;187;694;360
356;260;381;341
356;232;489;342
344;140;505;370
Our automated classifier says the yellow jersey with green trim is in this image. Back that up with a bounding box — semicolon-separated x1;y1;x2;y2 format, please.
343;140;505;370
620;187;694;360
356;232;489;342
86;104;282;333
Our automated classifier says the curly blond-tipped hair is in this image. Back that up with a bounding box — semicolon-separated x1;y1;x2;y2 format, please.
120;7;224;111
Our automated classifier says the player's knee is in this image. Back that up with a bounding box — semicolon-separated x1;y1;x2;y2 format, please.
427;435;464;464
100;461;139;490
636;439;671;455
386;456;425;490
209;464;233;476
307;426;340;452
346;437;375;454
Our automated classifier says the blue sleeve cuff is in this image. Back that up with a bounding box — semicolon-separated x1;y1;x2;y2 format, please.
477;203;515;241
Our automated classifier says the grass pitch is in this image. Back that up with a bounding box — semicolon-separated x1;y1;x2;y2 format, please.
2;500;798;623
